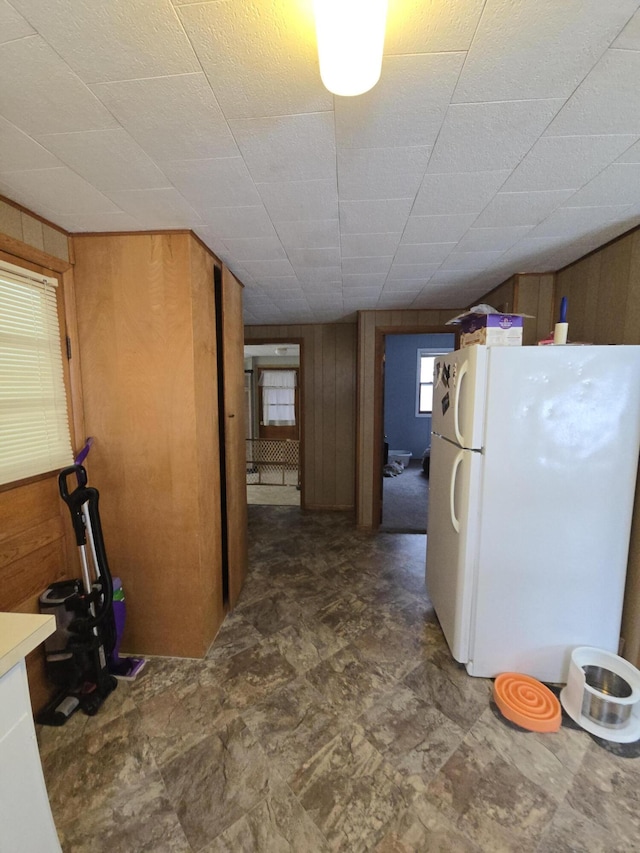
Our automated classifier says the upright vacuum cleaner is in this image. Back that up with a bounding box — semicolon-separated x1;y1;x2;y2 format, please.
37;464;117;726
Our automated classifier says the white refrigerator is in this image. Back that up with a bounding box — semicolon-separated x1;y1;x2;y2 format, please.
426;344;640;683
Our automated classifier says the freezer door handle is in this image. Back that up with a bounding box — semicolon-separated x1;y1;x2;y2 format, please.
450;450;463;533
453;361;468;447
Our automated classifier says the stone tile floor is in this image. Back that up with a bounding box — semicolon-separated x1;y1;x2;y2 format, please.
38;507;640;852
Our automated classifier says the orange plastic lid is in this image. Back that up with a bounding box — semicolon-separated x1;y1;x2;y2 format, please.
493;673;561;733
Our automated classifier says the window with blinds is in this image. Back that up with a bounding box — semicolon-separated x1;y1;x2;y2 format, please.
0;260;73;486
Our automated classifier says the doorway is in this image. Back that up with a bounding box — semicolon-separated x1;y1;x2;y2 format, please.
244;342;302;507
380;332;454;533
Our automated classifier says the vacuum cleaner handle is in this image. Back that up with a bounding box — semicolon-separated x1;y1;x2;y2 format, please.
59;465;89;547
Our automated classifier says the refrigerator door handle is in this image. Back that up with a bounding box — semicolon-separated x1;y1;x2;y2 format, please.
453;361;469;447
450;450;464;533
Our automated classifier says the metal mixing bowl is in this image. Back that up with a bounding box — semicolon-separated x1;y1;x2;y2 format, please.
581;665;633;728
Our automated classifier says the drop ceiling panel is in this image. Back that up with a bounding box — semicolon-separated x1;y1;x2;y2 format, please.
37;128;169;191
10;0;199;83
176;0;332;120
257;179;338;223
337;147;431;201
427;99;564;174
0;117;60;171
453;0;639;103
501;134;639;193
334;53;465;149
229;113;336;183
0;0;34;42
160;157;261;210
92;74;239;161
104;187;202;228
0;166;120;215
1;0;640;324
546;49;640;136
384;0;485;54
0;37;117;134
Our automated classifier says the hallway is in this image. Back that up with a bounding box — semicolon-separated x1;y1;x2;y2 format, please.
38;507;640;852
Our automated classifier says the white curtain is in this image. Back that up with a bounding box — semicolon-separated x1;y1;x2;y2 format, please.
259;370;296;425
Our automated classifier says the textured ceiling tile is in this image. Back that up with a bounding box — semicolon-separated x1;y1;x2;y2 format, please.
339;199;413;235
177;0;331;119
0;117;60;171
160;157;261;210
473;190;574;228
338;147;431;201
257;179;338;223
104;187;202;227
240;259;296;278
295;267;341;284
9;0;199;83
220;236;286;262
400;214;478;244
37;128;169;191
384;0;485;53
501;134;639;193
428;99;564;174
439;250;505;271
456;226;532;253
342;256;393;276
0;166;119;215
0;0;34;42
287;247;341;268
413;171;510;216
384;276;436;291
453;0;639;103
526;203;635;240
546;49;640;136
0;37;117;135
229;113;335;183
561;163;640;208
387;263;441;281
274;219;339;250
190;227;230;259
335;53;464;149
341;232;402;258
197;206;276;239
617;139;640;163
92;74;238;161
611;7;640;49
342;275;387;289
394;242;456;265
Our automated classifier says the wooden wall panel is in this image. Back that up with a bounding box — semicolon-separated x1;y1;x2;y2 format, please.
555;226;640;667
72;233;223;658
244;323;358;510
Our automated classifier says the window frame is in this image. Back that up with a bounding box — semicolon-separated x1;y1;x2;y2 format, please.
416;348;447;417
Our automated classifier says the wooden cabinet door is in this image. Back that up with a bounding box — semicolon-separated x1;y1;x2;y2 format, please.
218;266;248;608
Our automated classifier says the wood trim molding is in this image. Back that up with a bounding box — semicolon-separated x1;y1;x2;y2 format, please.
0;233;71;273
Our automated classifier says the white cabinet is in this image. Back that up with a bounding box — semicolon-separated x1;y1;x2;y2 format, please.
0;614;60;853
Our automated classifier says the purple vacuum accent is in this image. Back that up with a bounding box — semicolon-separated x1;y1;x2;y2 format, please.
74;436;94;467
108;577;146;680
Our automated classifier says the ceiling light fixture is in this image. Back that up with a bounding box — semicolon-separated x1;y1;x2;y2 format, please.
313;0;388;97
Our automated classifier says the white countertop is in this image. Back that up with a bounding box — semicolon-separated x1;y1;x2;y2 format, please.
0;613;56;678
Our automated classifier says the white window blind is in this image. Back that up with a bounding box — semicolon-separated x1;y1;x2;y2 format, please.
0;260;73;486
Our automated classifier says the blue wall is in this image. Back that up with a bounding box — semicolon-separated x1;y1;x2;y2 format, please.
384;333;455;458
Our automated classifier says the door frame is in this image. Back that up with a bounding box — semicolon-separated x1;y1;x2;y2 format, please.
243;337;305;509
370;325;458;531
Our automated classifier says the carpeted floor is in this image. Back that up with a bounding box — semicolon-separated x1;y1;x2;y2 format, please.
247;484;300;506
381;460;429;533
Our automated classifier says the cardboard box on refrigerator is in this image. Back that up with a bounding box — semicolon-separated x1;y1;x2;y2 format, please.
459;313;524;348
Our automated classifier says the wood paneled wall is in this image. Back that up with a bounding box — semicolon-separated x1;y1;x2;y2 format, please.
244;323;358;510
0;202;76;711
555;226;640;667
72;232;224;658
356;309;462;529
